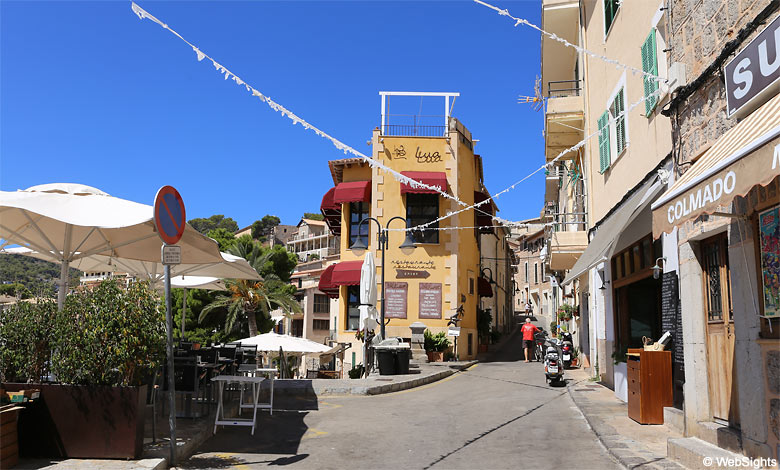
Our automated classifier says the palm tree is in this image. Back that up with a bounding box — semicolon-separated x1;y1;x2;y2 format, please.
199;237;301;337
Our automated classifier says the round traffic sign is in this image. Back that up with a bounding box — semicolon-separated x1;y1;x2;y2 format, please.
154;186;186;245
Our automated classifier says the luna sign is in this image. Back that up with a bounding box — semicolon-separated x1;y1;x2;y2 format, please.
724;14;780;116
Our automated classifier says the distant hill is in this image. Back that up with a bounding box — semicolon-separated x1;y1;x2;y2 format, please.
0;254;81;297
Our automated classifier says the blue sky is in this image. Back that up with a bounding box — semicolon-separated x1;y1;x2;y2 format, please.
1;0;544;229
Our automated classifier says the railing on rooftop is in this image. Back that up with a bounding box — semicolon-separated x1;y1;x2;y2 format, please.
547;79;582;98
381;114;448;137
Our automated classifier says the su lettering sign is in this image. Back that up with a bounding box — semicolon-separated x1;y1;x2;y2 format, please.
725;15;780;116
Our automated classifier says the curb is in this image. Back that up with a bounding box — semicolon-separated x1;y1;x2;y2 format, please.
365;360;478;395
566;381;628;470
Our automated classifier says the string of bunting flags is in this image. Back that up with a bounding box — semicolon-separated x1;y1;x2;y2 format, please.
131;1;664;234
473;0;667;85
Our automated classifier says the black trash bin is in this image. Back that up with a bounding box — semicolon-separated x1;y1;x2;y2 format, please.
376;349;396;375
396;349;411;374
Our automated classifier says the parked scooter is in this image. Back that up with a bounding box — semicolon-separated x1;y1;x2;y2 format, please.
533;330;548;362
544;337;565;386
560;331;574;369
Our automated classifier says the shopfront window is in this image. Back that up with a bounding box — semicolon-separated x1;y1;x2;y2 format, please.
406;193;439;244
346;285;360;331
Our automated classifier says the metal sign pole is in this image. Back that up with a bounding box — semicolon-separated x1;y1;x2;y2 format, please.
164;259;176;465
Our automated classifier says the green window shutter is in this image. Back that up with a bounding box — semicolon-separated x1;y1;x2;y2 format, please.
614;89;626;154
604;0;619;35
598;111;610;173
641;29;659;115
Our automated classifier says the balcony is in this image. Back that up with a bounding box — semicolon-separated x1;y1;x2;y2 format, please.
541;0;583;163
548;230;588;271
381;114;448;138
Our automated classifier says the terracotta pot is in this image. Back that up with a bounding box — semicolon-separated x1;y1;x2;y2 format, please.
2;383;147;459
426;351;444;362
192;342;201;350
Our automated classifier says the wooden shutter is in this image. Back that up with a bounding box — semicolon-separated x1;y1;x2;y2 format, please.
641;29;659;115
598;110;610;173
614;89;626;155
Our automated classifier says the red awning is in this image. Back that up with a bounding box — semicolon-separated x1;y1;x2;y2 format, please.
333;181;371;204
478;276;494;297
320;187;340;211
474;191;496;233
331;260;363;285
318;261;364;298
320;187;342;236
400;171;448;194
318;264;340;298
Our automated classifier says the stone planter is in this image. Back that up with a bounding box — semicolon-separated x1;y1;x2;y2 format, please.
426;351;444;362
2;383;147;459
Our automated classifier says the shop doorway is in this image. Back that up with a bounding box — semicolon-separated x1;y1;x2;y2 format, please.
701;232;739;426
614;276;661;351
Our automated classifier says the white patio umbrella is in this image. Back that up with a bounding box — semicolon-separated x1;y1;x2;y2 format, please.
2;247;258;289
234;332;331;355
358;252;378;377
0;183;230;308
358;252;378;334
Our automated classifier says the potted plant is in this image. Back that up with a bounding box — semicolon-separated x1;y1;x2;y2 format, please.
557;303;576;322
348;364;364;379
424;330;450;362
550;320;558;337
571;346;580;367
1;279;165;459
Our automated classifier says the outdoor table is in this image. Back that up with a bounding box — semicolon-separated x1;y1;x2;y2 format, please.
236;366;277;416
211;371;275;435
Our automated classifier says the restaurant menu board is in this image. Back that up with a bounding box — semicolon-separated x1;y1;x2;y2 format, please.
384;282;408;319
661;271;684;365
419;283;442;319
759;206;780;317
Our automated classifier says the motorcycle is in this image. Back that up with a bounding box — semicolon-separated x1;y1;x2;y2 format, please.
533;330;548;362
560;332;574;369
544;337;565;386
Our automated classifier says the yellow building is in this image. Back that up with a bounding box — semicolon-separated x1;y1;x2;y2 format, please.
318;93;494;368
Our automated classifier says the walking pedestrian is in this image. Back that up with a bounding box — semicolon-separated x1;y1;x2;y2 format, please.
520;318;539;363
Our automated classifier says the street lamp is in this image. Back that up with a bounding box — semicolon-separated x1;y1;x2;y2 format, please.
350;216;416;339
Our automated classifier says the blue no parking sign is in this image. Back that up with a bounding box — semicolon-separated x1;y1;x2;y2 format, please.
154;185;186;245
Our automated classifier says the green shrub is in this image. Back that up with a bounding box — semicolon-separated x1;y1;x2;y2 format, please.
0;298;57;382
423;329;450;352
51;279;166;386
348;364;364;379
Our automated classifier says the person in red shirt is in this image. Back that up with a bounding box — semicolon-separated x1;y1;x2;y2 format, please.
520;318;539;363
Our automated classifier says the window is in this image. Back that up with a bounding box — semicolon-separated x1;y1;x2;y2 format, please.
469;277;474;295
641;29;659;115
534;263;538;284
525;262;529;282
611;88;627;156
598;111;611;173
599;87;627;173
349;202;370;246
313;319;330;330
313;294;329;314
604;0;620;36
406;194;439;243
346;285;360;331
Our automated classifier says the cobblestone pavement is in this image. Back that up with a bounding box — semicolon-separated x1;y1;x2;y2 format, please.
567;369;687;470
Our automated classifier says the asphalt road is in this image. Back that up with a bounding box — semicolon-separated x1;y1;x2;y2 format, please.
179;329;620;470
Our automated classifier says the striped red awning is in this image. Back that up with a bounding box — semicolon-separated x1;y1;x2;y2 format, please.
318;261;363;298
333;181;371;204
400;171;448;194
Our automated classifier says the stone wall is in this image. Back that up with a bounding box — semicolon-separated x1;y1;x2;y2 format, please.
668;0;777;165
